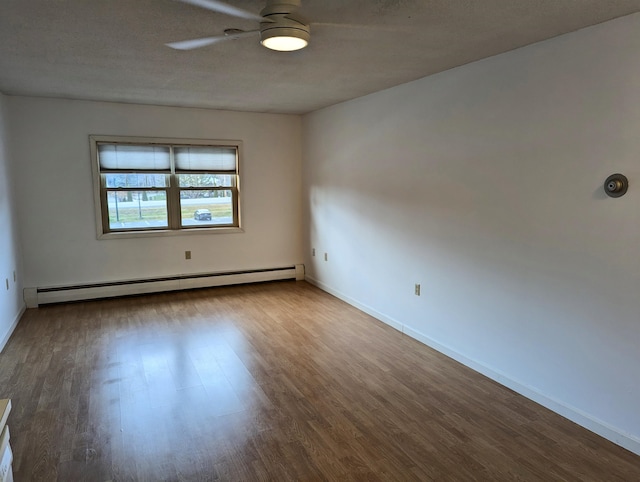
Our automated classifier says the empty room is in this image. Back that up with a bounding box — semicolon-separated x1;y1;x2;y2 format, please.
1;0;639;480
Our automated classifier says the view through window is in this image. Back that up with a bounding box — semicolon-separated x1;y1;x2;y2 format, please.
91;136;241;236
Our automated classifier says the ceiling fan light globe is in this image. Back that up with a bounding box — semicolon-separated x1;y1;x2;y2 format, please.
260;28;309;51
262;36;307;51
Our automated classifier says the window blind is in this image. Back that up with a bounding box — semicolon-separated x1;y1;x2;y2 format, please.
175;146;237;172
98;144;171;171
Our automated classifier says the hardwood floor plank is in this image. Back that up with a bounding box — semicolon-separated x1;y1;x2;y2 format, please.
0;280;638;481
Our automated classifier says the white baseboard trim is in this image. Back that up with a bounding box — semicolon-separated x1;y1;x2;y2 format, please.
305;275;640;456
26;265;304;307
0;304;25;353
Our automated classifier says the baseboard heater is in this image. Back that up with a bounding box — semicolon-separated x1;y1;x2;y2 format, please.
24;265;304;308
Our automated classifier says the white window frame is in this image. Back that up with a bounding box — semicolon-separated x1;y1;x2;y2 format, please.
90;135;243;239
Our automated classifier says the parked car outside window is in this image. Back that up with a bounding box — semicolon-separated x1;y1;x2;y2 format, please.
194;209;212;221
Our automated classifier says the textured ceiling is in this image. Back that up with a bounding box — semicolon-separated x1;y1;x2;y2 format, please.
1;0;639;114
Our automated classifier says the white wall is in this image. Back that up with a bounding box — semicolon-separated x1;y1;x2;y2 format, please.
8;97;302;288
0;93;24;351
302;13;640;453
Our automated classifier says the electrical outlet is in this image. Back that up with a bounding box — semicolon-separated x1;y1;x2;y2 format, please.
5;279;8;290
324;253;328;261
312;248;316;257
185;251;192;260
415;283;421;296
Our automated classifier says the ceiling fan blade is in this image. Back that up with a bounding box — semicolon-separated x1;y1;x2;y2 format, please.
174;0;265;23
166;30;259;50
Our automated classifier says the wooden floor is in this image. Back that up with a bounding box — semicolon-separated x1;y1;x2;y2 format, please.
0;281;638;481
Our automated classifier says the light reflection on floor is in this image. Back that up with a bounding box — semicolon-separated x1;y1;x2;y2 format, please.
107;318;259;470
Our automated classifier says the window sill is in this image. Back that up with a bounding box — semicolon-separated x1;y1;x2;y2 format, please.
97;226;244;240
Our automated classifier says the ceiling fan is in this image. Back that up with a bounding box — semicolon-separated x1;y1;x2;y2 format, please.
167;0;313;52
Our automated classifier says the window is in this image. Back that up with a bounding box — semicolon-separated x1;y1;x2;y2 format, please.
90;136;241;237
